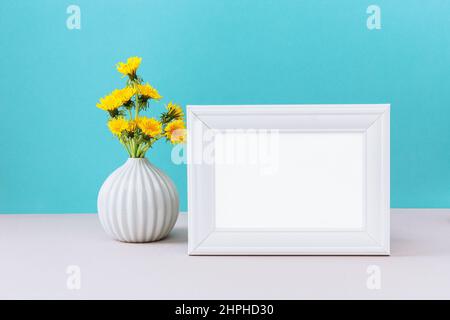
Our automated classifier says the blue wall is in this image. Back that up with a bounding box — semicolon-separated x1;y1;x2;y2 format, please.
1;0;449;213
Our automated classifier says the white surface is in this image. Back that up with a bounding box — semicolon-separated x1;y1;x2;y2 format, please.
1;210;450;300
215;132;364;229
98;158;179;243
187;104;390;255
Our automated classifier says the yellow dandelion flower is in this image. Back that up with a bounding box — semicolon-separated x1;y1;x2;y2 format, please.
127;119;138;132
107;117;129;136
96;87;135;112
166;102;184;120
165;120;186;144
116;56;142;77
137;117;162;137
137;83;162;100
112;87;135;105
96;93;122;111
134;117;144;127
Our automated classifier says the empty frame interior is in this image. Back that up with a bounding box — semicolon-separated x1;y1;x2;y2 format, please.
214;131;365;230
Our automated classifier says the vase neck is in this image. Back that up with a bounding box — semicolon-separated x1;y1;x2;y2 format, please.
125;157;150;165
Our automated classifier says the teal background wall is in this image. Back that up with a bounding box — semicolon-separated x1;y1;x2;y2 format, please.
0;0;449;213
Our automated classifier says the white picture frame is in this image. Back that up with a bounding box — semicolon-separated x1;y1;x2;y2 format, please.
187;104;390;255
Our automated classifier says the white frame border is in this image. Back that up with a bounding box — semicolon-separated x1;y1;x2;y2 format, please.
187;104;390;255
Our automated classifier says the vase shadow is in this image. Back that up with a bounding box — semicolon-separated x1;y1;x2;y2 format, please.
163;226;187;244
106;225;187;245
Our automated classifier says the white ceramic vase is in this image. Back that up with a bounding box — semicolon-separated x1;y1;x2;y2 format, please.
97;158;179;243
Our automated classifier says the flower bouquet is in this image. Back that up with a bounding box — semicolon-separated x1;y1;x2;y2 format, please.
96;57;184;243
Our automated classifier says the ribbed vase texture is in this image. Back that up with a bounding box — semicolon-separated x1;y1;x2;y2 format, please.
97;158;179;243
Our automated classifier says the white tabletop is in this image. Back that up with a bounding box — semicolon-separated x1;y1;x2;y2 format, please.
0;209;449;299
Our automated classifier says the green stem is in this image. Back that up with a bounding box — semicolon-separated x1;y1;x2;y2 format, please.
132;138;138;158
136;137;147;158
120;138;132;157
135;95;140;120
